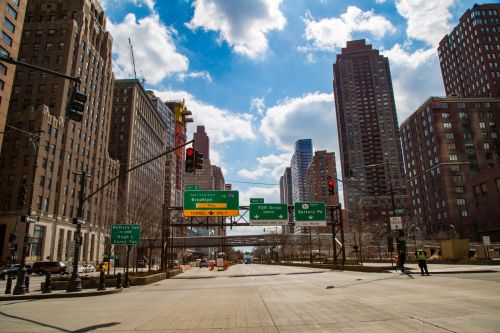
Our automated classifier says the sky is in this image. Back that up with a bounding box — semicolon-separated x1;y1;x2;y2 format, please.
100;0;479;236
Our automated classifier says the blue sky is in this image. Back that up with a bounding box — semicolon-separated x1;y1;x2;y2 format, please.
101;0;478;215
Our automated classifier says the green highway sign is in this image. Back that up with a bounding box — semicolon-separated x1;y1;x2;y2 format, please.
250;198;264;204
184;190;239;217
185;184;200;190
249;203;288;226
294;202;326;226
111;224;141;245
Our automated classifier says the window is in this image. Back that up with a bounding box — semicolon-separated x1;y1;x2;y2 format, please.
484;143;490;150
444;122;452;129
455;186;464;194
31;226;45;260
479;122;486;128
457;198;466;206
441;103;448;109
453;175;463;184
2;32;13;46
457;102;466;109
448;143;456;150
0;63;5;75
449;154;458;161
0;45;10;56
460;209;468;217
4;18;15;33
450;164;461;172
441;112;450;118
0;79;4;91
481;183;487;193
7;5;17;20
445;133;454;140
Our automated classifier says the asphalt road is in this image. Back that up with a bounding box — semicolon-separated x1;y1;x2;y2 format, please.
1;264;500;332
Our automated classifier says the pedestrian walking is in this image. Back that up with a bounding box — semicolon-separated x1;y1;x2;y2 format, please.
416;249;430;276
399;250;406;272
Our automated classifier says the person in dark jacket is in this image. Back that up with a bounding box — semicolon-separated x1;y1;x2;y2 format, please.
399;250;406;272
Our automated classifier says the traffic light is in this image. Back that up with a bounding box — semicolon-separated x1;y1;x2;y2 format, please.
185;147;195;173
17;185;27;209
327;177;335;196
66;86;87;122
194;150;203;170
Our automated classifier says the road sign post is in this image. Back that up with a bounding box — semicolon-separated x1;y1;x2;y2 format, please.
294;202;326;226
111;224;141;245
183;190;239;217
249;203;288;226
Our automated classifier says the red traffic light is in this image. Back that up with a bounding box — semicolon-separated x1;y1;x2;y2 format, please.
186;148;194;156
327;180;334;186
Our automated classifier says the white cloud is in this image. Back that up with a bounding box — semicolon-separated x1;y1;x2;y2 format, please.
187;0;286;59
238;153;292;180
375;0;386;3
177;71;212;82
153;89;256;145
301;6;395;52
395;0;456;46
237;186;281;206
250;97;266;115
108;13;189;84
382;44;445;122
260;92;336;152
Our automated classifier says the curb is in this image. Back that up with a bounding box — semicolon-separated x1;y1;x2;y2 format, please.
399;269;497;275
0;287;123;301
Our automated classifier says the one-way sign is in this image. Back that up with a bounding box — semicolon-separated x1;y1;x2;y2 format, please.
249;203;288;226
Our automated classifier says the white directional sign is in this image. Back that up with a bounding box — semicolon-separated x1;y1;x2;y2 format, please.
390;216;403;230
249;203;288;226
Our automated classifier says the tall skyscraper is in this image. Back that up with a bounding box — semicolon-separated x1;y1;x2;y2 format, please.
400;96;500;241
193;125;209;160
0;0;27;151
438;4;500;98
0;0;119;263
290;139;312;203
333;40;405;223
279;167;292;206
109;79;167;231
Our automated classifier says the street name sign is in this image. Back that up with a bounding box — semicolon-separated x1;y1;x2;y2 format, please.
294;202;326;226
185;184;200;190
389;216;403;230
250;203;288;226
111;224;141;245
250;198;264;204
184;190;239;217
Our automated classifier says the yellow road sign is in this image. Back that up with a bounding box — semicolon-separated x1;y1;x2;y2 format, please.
196;203;227;208
183;209;239;217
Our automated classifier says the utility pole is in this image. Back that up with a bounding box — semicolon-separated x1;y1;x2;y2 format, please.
67;171;89;292
13;129;43;295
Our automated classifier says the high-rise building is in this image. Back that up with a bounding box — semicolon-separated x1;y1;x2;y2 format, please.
0;0;119;263
279;167;292;206
109;79;167;231
333;39;405;223
165;100;192;206
400;96;500;241
438;3;500;98
0;0;27;151
290;139;312;203
193;125;209;160
305;150;339;206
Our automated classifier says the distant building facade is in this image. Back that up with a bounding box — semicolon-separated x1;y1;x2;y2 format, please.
290;139;313;203
109;80;167;232
400;96;500;241
333;40;405;224
438;3;500;98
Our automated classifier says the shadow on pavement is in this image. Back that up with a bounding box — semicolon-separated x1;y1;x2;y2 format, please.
0;311;120;332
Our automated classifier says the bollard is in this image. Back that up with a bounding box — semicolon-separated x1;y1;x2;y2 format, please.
97;270;106;291
123;271;130;288
5;275;13;294
116;272;122;289
25;275;30;293
42;272;52;294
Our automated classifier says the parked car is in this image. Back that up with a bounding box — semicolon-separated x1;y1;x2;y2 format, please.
32;261;68;275
83;264;95;273
0;264;33;280
68;264;86;274
199;259;208;268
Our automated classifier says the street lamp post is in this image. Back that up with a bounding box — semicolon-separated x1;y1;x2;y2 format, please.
13;128;43;295
67;171;89;292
